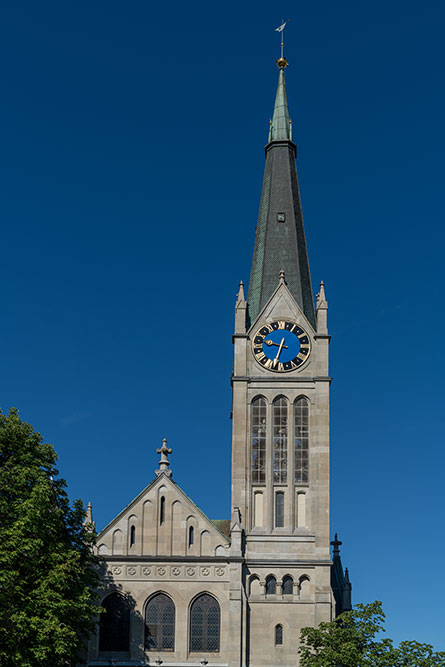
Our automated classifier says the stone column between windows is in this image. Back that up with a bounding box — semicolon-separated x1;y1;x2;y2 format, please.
265;399;273;533
288;396;295;531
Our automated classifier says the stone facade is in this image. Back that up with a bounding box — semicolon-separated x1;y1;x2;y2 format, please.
82;60;350;667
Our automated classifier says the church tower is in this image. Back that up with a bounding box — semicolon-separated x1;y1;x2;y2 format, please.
231;54;334;662
85;44;350;667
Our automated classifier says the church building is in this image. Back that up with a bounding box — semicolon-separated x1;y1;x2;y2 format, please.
83;51;351;667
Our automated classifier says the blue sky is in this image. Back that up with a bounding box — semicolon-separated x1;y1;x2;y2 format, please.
1;0;445;651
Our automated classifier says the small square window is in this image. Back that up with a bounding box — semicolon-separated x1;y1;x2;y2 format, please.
277;212;286;223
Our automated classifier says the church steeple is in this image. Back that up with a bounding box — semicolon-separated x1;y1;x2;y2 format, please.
247;60;316;329
270;62;291;142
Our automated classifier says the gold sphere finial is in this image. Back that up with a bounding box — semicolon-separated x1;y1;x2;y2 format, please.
276;57;288;69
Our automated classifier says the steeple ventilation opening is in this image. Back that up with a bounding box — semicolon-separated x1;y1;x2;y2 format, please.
160;496;165;525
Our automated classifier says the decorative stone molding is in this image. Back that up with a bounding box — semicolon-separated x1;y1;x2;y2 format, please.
142;566;152;576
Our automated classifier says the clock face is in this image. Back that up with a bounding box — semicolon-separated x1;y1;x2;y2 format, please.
252;320;311;372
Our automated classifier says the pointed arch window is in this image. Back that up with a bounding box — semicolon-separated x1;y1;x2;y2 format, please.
275;624;283;645
251;397;267;484
273;397;288;483
130;525;135;547
294;397;309;484
190;594;220;652
99;592;130;652
188;525;194;547
145;593;175;651
265;575;276;595
282;575;293;595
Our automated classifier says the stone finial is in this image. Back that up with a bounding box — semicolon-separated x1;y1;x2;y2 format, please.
279;269;286;285
231;506;242;528
316;280;328;310
330;533;342;558
156;438;172;477
342;567;352;611
83;501;95;529
236;280;245;306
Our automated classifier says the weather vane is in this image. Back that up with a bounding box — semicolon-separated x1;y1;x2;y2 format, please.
275;19;290;68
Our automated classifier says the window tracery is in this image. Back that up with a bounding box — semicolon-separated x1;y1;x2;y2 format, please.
145;593;175;651
251;397;267;484
294;397;309;484
190;594;220;652
282;575;293;595
273;397;288;483
265;575;276;595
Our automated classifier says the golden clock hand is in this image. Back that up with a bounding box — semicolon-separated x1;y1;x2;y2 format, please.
265;339;288;349
273;337;286;367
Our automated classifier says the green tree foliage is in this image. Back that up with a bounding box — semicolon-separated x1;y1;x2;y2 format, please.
299;601;445;667
0;408;102;666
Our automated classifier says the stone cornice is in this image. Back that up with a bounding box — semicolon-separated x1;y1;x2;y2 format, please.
232;376;332;383
102;555;242;563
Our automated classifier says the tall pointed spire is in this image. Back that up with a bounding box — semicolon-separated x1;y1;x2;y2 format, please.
247;60;316;329
270;66;291;141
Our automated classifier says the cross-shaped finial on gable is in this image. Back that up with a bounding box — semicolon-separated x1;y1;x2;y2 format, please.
155;438;173;477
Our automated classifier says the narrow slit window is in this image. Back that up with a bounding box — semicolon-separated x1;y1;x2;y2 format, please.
275;492;284;528
251;397;267;484
275;624;283;645
273;397;288;483
297;492;306;528
160;496;165;525
188;526;194;547
294;397;309;484
130;525;135;547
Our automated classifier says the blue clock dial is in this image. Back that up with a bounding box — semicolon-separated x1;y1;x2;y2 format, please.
252;321;311;372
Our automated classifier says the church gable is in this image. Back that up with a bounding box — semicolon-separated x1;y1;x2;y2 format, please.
248;278;315;336
96;472;230;559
